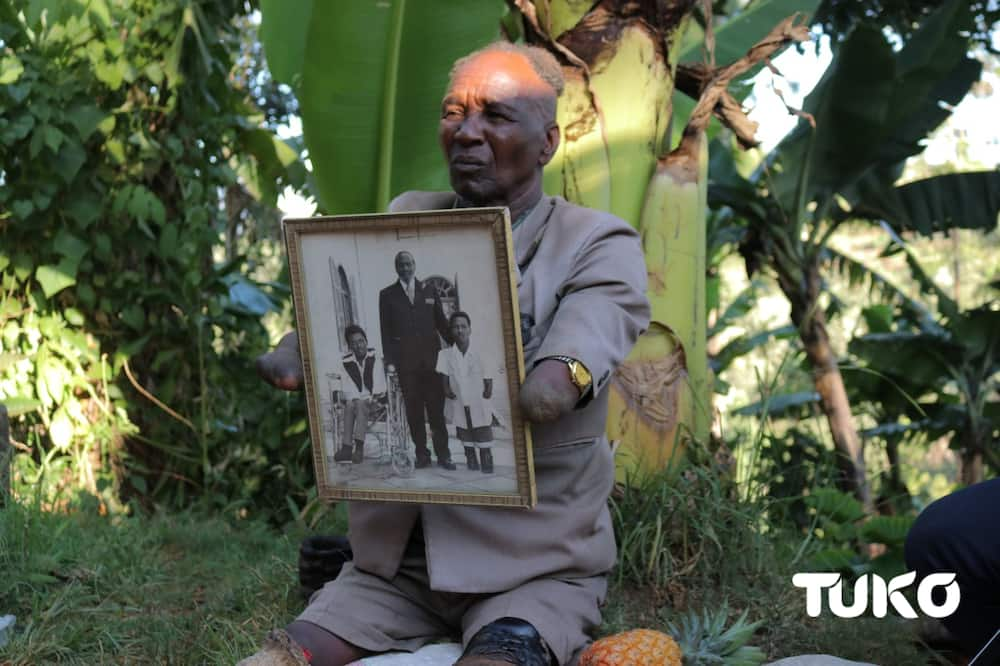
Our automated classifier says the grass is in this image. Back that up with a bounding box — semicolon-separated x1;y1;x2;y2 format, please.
0;493;345;665
601;447;936;665
1;462;944;665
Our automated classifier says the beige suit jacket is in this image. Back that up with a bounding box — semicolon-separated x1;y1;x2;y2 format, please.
347;192;650;593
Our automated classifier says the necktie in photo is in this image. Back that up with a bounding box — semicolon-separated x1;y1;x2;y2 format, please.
406;283;414;304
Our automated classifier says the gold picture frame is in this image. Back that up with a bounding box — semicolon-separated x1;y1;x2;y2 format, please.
284;207;535;508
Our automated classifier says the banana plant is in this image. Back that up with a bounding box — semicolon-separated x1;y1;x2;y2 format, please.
259;0;811;474
708;0;990;509
847;233;1000;487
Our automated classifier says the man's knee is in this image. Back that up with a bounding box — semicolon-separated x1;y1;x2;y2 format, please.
458;617;553;666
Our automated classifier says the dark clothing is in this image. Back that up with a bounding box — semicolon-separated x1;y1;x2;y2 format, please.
397;367;450;463
905;479;1000;654
378;279;449;374
378;278;451;462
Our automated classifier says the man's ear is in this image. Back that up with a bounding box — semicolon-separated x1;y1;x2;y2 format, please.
539;123;560;167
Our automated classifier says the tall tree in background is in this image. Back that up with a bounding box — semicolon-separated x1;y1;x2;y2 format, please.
710;0;996;508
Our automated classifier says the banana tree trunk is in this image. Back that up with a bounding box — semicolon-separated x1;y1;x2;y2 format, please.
513;0;708;473
779;262;873;511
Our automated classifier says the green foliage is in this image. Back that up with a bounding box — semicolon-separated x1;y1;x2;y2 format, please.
0;0;311;516
664;605;766;666
804;488;913;579
259;0;506;214
847;239;1000;474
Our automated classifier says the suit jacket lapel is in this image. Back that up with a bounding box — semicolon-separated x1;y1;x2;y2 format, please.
514;196;557;270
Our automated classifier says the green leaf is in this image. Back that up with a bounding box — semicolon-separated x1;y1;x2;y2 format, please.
853;171;1000;236
64;307;85;326
860;515;915;547
285;0;505;213
259;0;313;86
12;199;34;220
53;229;89;264
733;390;819;417
35;257;80;297
50;406;74;449
3;396;42;417
1;114;34;143
0;55;24;84
65;191;102;228
808;487;866;523
861;305;893;333
67;104;106;139
121;303;145;330
43;124;65;152
158;224;179;257
772;0;976;209
94;60;125;90
54;139;87;183
807;547;857;573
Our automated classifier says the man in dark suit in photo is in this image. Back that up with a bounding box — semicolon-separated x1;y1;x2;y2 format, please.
378;250;455;470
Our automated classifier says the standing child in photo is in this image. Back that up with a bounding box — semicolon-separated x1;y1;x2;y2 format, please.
436;311;495;473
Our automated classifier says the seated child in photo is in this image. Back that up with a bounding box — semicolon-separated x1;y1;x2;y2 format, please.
336;324;386;464
436;311;495;473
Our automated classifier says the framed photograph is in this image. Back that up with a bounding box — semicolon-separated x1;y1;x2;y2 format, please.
283;207;535;508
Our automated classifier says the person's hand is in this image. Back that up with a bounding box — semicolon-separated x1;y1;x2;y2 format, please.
445;388;458;400
519;359;577;423
255;331;304;391
386;363;396;374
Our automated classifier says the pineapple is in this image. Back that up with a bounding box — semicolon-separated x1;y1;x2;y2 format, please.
580;628;683;666
666;605;767;666
580;606;765;666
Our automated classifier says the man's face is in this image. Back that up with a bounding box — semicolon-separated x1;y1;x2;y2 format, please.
347;332;367;357
395;252;415;282
450;316;471;346
439;51;559;206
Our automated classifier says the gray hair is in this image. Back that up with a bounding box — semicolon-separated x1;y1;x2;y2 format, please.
450;42;565;98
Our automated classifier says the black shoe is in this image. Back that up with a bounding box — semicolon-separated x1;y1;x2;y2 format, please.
351;441;364;464
480;448;493;474
333;445;353;463
462;617;552;666
415;454;432;469
464;446;479;471
437;459;456;471
298;535;352;600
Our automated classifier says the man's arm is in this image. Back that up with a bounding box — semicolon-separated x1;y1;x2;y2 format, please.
379;289;397;369
520;220;649;422
256;331;304;391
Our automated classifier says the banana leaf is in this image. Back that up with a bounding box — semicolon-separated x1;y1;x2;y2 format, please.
260;1;505;214
852;171;1000;237
769;0;977;211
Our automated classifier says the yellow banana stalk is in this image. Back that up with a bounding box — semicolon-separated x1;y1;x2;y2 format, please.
607;132;710;471
514;0;810;475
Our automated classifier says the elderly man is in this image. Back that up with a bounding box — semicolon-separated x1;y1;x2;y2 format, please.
250;42;649;666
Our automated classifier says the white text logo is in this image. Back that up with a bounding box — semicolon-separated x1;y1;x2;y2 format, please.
792;572;960;618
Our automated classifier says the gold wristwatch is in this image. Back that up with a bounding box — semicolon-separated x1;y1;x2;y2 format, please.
547;355;592;396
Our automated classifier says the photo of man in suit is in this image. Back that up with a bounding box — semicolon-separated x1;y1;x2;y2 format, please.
378;251;456;470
